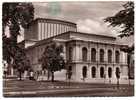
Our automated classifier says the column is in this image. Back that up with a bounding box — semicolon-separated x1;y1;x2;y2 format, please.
73;45;76;61
38;22;41;40
50;23;53;37
49;23;51;37
44;23;47;39
112;67;116;79
57;24;61;35
96;43;99;62
88;44;91;62
63;44;66;62
112;45;115;63
54;24;56;36
79;45;82;61
52;24;54;36
43;22;45;39
96;66;100;78
124;52;128;65
47;23;49;38
11;67;14;76
105;66;108;79
104;46;107;63
41;22;44;39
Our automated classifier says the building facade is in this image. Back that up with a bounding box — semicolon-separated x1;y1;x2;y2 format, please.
21;18;129;84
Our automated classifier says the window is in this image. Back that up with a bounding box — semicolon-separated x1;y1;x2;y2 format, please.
108;67;112;78
115;51;120;63
91;48;96;62
100;49;104;62
69;47;73;61
92;67;96;78
108;50;112;63
82;66;87;78
100;67;104;78
82;47;88;61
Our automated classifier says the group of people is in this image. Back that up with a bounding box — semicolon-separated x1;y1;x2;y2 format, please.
27;70;46;81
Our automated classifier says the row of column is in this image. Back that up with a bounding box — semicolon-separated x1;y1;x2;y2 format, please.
38;22;77;40
71;44;127;64
89;66;118;79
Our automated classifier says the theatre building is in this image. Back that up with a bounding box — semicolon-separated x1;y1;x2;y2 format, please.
19;18;129;84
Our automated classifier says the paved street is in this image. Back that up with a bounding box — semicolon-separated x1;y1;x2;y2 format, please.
3;79;134;97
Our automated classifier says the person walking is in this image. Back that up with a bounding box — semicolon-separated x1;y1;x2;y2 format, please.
29;70;34;80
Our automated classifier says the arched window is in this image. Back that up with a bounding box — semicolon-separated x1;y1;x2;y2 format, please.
91;67;96;78
82;66;87;78
116;67;120;79
69;47;73;61
108;67;112;78
108;50;112;63
100;67;104;78
91;48;96;62
82;47;87;61
115;51;120;63
100;49;104;62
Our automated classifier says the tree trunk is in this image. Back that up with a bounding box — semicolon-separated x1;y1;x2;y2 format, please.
51;71;54;82
47;70;50;80
19;71;22;80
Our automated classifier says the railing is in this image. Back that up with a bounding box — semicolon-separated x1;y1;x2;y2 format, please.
66;59;128;65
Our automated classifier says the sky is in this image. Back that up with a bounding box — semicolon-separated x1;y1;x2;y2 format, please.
17;1;134;46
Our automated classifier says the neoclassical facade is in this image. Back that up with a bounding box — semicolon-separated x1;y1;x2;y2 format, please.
20;18;129;84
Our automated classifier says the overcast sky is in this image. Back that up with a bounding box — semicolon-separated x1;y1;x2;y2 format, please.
17;1;133;45
33;1;126;35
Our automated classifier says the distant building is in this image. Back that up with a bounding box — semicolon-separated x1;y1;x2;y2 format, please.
12;18;130;84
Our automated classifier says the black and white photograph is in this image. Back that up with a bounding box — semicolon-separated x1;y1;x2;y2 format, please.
2;1;134;97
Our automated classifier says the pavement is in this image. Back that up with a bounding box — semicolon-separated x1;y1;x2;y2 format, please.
3;79;134;97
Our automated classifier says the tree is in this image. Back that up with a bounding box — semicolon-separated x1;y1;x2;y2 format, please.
104;2;134;38
2;3;34;78
39;43;65;82
13;47;31;80
3;3;34;38
104;2;134;80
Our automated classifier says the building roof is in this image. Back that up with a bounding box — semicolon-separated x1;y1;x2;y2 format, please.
69;31;116;39
25;31;127;51
29;18;77;26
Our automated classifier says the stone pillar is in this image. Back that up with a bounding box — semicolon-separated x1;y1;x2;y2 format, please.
124;53;128;65
73;45;76;61
112;45;115;63
75;44;80;62
89;66;92;78
96;48;99;62
88;44;91;62
96;66;100;78
112;67;116;79
104;45;107;63
11;67;14;76
79;45;82;62
63;44;66;62
105;66;109;79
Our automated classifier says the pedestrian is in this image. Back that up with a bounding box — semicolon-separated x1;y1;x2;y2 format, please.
29;70;34;80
